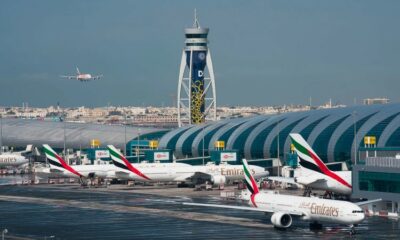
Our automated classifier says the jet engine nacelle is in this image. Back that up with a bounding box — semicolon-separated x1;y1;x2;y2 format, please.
211;175;227;185
270;212;292;228
88;172;96;179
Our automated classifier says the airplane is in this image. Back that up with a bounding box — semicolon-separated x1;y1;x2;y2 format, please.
40;144;198;182
184;159;380;234
107;145;269;185
60;67;102;82
40;144;118;180
268;133;352;196
0;145;33;168
40;144;269;186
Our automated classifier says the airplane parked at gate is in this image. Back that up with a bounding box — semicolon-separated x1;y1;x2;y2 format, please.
107;145;269;185
184;159;380;234
268;133;352;196
60;67;102;82
39;144;269;185
0;145;33;168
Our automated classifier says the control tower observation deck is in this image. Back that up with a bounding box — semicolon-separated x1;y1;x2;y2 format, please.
184;15;209;51
177;10;217;127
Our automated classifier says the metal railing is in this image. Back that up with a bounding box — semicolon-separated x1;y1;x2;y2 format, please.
365;157;400;168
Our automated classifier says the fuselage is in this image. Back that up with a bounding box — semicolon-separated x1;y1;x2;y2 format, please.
41;162;268;182
254;191;364;225
0;154;29;167
117;162;268;182
296;169;352;195
77;74;92;80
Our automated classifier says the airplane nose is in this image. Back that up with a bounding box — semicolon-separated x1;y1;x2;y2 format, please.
355;213;365;223
360;213;366;222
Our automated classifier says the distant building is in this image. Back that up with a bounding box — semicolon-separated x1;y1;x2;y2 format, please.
363;98;390;105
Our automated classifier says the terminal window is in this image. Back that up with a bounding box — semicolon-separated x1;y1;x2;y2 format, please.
359;171;400;193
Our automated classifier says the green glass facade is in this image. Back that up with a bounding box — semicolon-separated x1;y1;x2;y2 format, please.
359;171;400;193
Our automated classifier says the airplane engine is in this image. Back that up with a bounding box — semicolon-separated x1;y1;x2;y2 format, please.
210;175;226;185
270;212;292;228
88;172;96;179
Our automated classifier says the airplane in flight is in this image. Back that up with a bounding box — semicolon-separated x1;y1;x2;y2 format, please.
60;67;102;82
107;145;269;185
268;133;352;196
0;145;33;168
184;159;379;234
39;144;269;186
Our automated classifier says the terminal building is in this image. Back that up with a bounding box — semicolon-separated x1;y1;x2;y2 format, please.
1;103;400;215
352;145;400;217
2;103;400;165
159;103;400;164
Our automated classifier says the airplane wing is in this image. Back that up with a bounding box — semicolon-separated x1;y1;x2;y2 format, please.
92;75;103;80
60;75;75;79
296;176;327;185
183;202;304;216
355;198;382;206
114;171;131;179
49;168;64;173
268;176;297;185
174;173;196;182
174;172;212;182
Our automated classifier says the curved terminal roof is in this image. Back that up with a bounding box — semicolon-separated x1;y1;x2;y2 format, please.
1;119;166;149
3;103;400;163
159;103;400;163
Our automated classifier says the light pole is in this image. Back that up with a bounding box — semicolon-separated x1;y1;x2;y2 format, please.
277;119;280;177
0;114;3;154
63;108;67;164
137;128;141;162
353;111;358;164
202;124;205;165
124;111;127;155
2;229;8;240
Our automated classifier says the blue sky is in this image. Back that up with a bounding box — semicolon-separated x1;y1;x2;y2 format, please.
0;0;399;107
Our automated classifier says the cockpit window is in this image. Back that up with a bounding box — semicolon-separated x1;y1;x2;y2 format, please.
352;210;364;213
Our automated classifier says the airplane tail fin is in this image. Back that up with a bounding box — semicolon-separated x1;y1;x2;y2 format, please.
242;159;259;195
289;133;329;174
25;144;33;153
289;133;352;189
107;145;151;181
76;67;80;75
42;144;82;177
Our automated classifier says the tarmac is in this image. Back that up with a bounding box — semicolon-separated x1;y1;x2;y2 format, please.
0;181;399;239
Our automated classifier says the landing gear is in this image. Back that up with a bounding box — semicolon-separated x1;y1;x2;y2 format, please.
309;221;323;230
323;191;333;199
303;187;312;197
349;224;356;235
79;177;88;187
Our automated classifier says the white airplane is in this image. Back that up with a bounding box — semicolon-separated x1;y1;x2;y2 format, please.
40;144;268;185
60;67;102;82
268;133;352;196
0;145;33;168
107;145;269;184
40;144;118;180
184;159;380;234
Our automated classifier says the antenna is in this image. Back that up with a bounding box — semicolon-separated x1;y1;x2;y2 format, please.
193;8;200;28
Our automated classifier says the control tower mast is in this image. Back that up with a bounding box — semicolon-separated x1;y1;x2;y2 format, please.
177;10;217;127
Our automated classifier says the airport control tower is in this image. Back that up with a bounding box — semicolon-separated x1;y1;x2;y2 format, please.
177;10;216;127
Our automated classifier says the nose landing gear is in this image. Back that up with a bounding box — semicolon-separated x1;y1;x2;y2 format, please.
349;224;357;235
